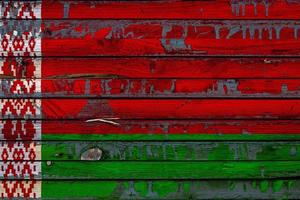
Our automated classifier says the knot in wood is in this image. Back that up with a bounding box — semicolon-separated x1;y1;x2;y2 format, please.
81;148;103;161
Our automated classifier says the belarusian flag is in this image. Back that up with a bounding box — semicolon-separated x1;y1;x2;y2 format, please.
1;1;300;199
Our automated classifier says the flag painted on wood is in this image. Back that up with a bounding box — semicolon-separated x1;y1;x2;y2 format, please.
1;1;300;199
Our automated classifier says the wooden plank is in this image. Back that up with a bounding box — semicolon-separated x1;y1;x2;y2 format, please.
41;0;300;20
3;120;300;140
42;141;300;161
41;161;300;179
2;141;300;161
40;20;300;56
4;57;300;79
6;1;300;20
43;134;300;142
39;78;300;98
40;57;300;79
1;179;299;199
2;78;300;98
42;180;300;199
3;99;300;119
38;119;300;135
3;99;300;120
1;161;296;180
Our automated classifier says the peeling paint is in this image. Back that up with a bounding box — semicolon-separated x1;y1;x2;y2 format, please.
231;0;270;16
42;20;300;41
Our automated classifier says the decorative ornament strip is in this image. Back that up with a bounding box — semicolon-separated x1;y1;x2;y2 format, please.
0;2;41;198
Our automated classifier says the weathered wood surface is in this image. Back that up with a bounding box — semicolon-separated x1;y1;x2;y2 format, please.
4;120;300;141
42;141;300;161
43;133;300;142
3;160;299;180
6;0;300;20
2;99;300;119
2;20;300;56
2;78;300;98
42;180;300;199
40;57;300;79
3;141;300;161
40;0;300;20
39;120;300;136
2;1;300;199
4;57;300;79
1;179;300;199
40;20;300;56
3;78;300;98
41;161;300;179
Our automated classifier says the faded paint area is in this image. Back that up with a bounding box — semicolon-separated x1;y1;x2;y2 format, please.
231;0;270;16
77;99;114;118
41;20;300;54
45;141;300;161
35;79;300;98
42;20;300;40
55;180;300;199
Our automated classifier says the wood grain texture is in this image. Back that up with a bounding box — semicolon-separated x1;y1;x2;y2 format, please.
5;99;300;120
42;180;300;199
4;120;300;140
38;119;300;135
43;134;300;142
41;0;300;20
42;141;300;161
40;57;300;79
3;1;300;199
1;141;300;161
3;78;300;98
42;161;300;180
4;57;300;79
40;20;300;56
7;0;300;20
3;99;300;119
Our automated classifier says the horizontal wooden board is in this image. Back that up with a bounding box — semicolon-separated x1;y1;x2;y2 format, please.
1;20;296;56
6;1;300;20
3;99;300;119
40;0;300;20
2;179;300;199
3;120;300;140
2;141;300;161
3;161;298;180
42;180;300;199
2;78;300;98
41;161;300;180
42;141;300;161
38;119;300;135
43;134;300;142
39;20;300;56
4;57;300;79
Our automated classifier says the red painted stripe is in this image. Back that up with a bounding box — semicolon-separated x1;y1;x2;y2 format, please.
40;58;300;79
42;38;300;56
42;120;300;135
38;79;300;98
42;0;300;19
41;20;300;56
3;120;300;138
2;99;297;119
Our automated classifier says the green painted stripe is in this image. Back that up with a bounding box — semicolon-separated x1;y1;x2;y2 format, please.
42;141;300;161
42;161;300;179
42;134;300;141
42;180;300;199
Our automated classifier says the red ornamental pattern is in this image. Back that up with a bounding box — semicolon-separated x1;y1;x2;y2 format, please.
0;2;41;19
0;2;41;198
